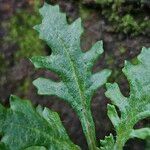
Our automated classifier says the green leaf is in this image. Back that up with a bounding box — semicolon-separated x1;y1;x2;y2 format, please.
105;47;150;150
100;134;115;150
95;0;113;5
107;104;120;128
0;142;7;150
130;128;150;140
0;95;80;150
31;3;111;149
0;104;6;133
25;146;46;150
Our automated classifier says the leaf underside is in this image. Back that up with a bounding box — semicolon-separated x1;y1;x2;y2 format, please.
0;95;80;150
101;47;150;149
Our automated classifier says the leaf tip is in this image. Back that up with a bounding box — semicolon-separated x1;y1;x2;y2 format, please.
10;95;18;102
30;56;42;69
122;60;132;74
39;2;60;17
105;82;113;90
33;78;43;95
102;69;112;83
30;57;37;67
95;40;104;54
105;82;117;98
137;47;150;64
33;79;38;87
33;25;40;32
106;69;112;77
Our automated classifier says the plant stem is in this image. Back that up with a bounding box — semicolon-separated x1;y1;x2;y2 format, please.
114;140;124;150
79;108;98;150
114;131;129;150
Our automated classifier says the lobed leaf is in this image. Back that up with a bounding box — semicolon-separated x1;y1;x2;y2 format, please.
31;3;111;115
130;128;150;140
100;134;114;150
0;95;80;150
31;3;111;149
104;47;150;149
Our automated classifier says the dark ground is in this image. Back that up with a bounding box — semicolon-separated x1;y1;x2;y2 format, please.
0;0;150;150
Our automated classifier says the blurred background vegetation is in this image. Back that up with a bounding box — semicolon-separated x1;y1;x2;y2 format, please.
0;0;150;149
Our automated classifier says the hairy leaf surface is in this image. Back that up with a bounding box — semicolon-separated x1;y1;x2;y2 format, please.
103;47;150;150
0;95;80;150
31;3;111;149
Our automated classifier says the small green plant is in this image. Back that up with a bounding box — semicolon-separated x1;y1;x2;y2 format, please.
0;54;7;74
0;3;149;150
95;0;150;36
1;0;46;96
2;0;45;60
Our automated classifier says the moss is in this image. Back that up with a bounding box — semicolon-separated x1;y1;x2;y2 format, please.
106;54;115;65
95;0;150;36
120;15;140;34
145;138;150;150
119;46;126;54
0;54;7;74
16;78;32;96
79;5;94;20
131;57;139;65
1;0;45;95
3;0;45;61
95;0;113;5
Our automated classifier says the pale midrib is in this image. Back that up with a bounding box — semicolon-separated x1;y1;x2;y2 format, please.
46;23;87;111
43;21;96;148
52;28;88;109
65;44;95;148
53;30;95;147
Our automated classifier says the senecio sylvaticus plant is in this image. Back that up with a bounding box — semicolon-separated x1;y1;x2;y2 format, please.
0;3;149;150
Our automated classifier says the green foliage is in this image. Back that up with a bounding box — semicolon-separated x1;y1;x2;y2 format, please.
119;14;150;35
100;134;115;150
95;0;113;4
1;0;46;97
146;139;150;150
0;95;80;150
3;0;45;60
0;54;7;74
120;14;140;34
0;2;149;150
79;5;94;20
31;3;111;150
16;78;32;96
103;47;150;149
95;0;150;36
